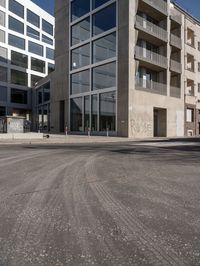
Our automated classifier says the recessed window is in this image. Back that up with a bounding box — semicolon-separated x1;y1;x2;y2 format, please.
28;41;43;56
0;10;5;27
9;16;24;34
92;62;116;90
93;3;116;36
31;75;43;87
27;9;40;28
11;88;27;104
9;0;24;18
71;43;90;70
71;0;90;21
43;82;50;102
0;46;7;63
71;17;90;46
0;65;7;82
93;32;116;63
186;108;194;122
0;30;5;43
0;85;7;102
27;26;40;40
11;51;28;68
0;0;6;7
93;0;110;9
11;69;27;86
71;70;90;95
48;63;55;74
31;57;45;73
42;35;53;45
8;34;25;50
42;19;53;35
46;48;54;60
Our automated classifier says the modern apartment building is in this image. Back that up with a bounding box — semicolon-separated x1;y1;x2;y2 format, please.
34;0;200;138
0;0;54;119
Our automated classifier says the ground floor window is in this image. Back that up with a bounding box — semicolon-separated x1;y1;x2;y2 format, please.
70;90;116;132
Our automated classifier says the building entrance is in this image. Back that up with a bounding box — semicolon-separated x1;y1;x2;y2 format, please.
154;108;167;137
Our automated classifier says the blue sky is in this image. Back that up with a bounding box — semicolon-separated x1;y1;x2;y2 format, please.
31;0;200;21
174;0;200;20
31;0;54;15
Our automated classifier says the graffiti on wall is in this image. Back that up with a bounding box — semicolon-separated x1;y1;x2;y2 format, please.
130;113;152;137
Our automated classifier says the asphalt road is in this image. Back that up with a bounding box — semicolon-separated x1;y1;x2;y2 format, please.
0;141;200;266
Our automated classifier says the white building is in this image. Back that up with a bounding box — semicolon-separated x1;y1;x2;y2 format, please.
0;0;54;119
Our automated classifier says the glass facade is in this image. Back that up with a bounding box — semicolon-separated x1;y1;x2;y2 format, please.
0;29;5;43
8;34;25;50
28;41;43;56
42;19;53;35
70;0;117;133
9;0;24;18
11;69;28;86
31;75;42;87
27;10;40;28
0;10;5;27
42;35;53;45
46;47;54;60
27;26;40;40
9;16;24;34
0;65;7;82
11;51;28;68
0;46;7;63
31;57;45;73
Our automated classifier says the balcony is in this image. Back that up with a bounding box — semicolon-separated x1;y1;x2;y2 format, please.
170;59;182;74
170;34;182;49
135;15;167;42
135;46;167;69
142;0;167;15
170;9;182;24
170;86;181;98
135;77;167;96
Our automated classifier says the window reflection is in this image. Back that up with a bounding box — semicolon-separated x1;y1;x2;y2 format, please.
71;44;90;69
100;91;116;131
70;98;83;131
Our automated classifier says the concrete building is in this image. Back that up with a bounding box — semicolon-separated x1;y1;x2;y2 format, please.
35;0;200;138
0;0;54;119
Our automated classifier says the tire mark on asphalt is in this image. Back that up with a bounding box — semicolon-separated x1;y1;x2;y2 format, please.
85;154;188;266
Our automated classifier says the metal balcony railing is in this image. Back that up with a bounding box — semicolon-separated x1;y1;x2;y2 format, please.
170;34;182;49
142;0;167;15
170;86;181;98
135;46;167;68
135;15;167;42
170;59;182;73
135;77;167;95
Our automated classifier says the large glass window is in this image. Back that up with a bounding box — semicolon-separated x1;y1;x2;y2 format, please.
8;34;25;50
70;97;83;131
0;66;7;82
11;69;27;86
0;0;6;7
0;11;5;26
48;63;55;74
11;51;28;68
9;0;24;18
31;75;43;87
27;9;40;28
42;19;53;35
28;41;43;56
93;32;116;63
11;88;27;104
91;94;98;131
37;89;42;104
71;43;90;69
71;70;90;95
93;3;116;36
71;17;90;46
27;26;40;40
0;85;7;102
93;62;116;90
42;35;53;45
9;16;24;34
46;48;54;60
0;46;7;63
84;96;90;131
93;0;110;9
0;30;5;43
31;57;45;73
100;91;116;131
71;0;90;21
